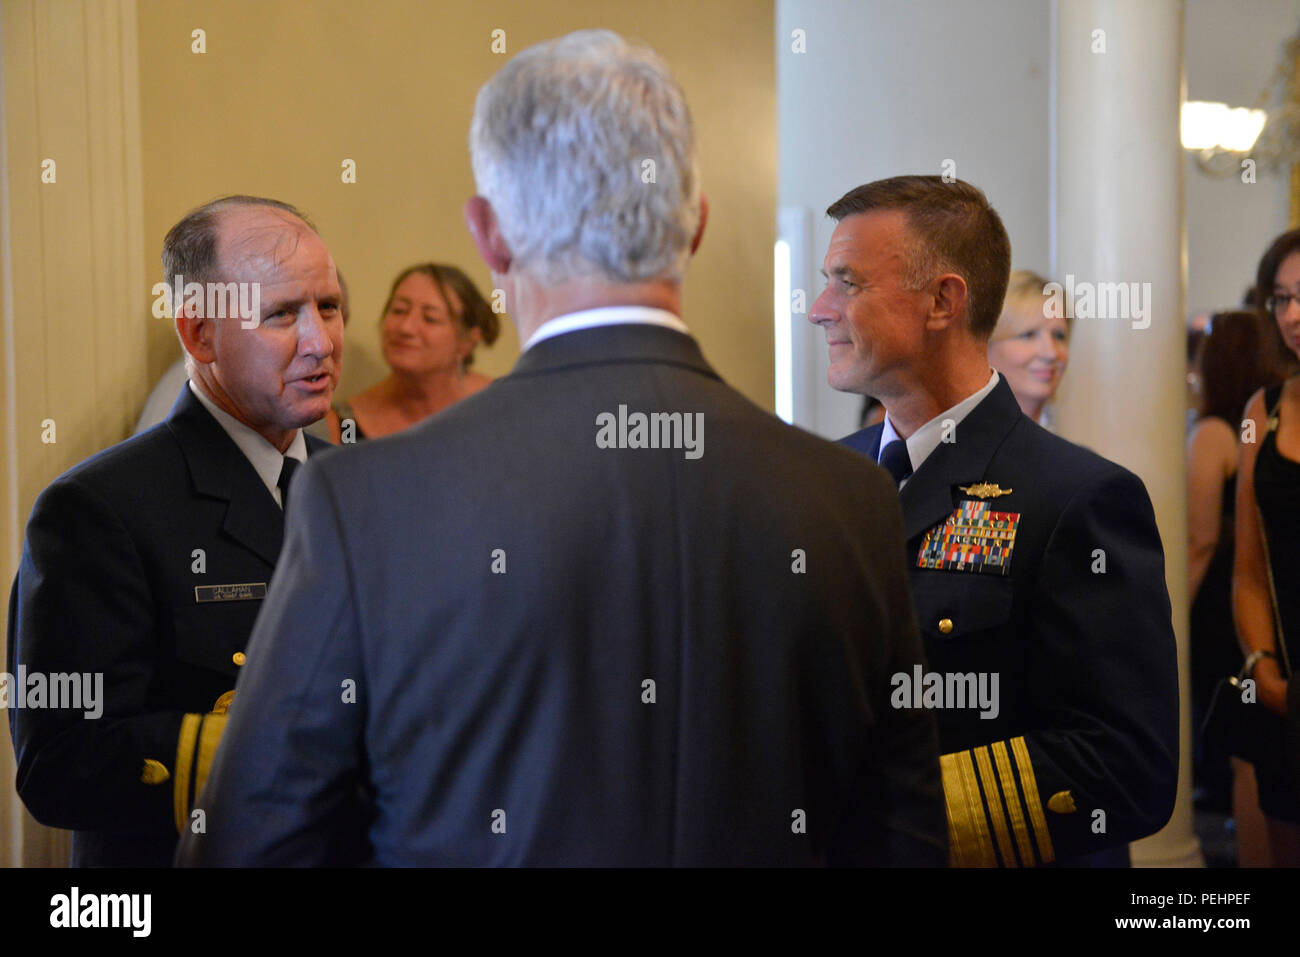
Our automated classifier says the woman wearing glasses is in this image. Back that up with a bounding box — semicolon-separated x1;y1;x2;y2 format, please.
1235;228;1300;865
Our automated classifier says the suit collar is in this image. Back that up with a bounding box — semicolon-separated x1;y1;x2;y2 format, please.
841;421;883;460
897;375;1024;541
509;323;721;383
523;306;690;352
165;385;324;566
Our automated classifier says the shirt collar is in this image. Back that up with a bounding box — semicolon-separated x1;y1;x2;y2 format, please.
879;370;999;487
188;380;307;508
522;305;690;352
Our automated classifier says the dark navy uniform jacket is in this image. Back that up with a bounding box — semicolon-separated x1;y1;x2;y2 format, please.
7;385;327;866
842;375;1178;866
177;324;948;866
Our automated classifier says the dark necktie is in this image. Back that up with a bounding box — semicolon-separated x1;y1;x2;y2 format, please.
878;439;913;488
278;456;301;510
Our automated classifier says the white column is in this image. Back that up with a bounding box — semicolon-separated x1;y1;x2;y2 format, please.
1055;0;1201;866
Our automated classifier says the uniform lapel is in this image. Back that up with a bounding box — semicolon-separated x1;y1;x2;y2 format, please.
840;422;883;460
898;376;1023;543
166;385;285;567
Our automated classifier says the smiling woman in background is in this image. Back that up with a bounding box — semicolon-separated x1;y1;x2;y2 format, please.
327;263;499;443
987;269;1071;429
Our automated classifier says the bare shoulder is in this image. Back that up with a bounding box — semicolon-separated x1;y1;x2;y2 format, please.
1189;415;1237;471
1243;386;1269;423
463;372;493;397
346;384;379;413
1190;415;1236;445
1283;373;1300;407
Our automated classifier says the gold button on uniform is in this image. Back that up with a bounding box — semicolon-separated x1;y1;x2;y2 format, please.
938;618;954;635
1048;790;1078;814
232;652;246;666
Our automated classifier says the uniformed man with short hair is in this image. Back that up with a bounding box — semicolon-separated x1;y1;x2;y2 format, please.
811;174;1178;866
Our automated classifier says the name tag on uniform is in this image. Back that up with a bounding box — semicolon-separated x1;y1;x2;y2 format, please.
194;582;267;603
917;500;1020;575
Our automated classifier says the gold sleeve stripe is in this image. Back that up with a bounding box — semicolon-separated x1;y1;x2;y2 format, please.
193;713;228;809
939;750;997;867
973;745;1017;867
174;712;201;835
1010;735;1055;865
992;739;1036;866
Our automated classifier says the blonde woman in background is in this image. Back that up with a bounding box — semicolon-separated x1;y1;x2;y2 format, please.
327;263;499;443
988;269;1070;429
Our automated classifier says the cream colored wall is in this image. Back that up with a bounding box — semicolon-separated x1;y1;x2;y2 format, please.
1;0;147;867
136;0;777;408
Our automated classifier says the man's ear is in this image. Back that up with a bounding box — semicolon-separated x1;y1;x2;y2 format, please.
175;305;217;366
689;194;709;256
925;273;969;332
464;197;512;274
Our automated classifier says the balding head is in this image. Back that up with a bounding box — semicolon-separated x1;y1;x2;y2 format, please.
166;196;344;451
212;204;321;294
161;195;318;310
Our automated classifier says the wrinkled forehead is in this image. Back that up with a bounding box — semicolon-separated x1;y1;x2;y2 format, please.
215;206;330;280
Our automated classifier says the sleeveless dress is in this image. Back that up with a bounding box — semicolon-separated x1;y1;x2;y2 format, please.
1189;428;1237;810
1252;382;1300;822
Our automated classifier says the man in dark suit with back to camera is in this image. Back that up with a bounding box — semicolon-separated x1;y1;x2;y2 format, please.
811;175;1178;866
7;196;343;866
177;30;947;866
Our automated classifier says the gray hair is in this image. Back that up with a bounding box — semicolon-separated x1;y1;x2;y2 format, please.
469;30;701;285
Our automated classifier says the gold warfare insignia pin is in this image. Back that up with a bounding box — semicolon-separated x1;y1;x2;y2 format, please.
958;482;1013;499
1048;790;1078;814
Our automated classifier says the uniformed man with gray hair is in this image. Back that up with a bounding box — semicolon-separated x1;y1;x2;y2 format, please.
9;195;342;866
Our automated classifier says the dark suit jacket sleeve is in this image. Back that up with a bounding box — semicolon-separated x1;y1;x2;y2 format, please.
8;478;183;831
941;467;1178;864
830;471;948;867
176;461;369;866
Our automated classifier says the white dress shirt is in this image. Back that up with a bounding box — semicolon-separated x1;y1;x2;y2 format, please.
523;305;690;351
879;370;999;489
188;380;307;508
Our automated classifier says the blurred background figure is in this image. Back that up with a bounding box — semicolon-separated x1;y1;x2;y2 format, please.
326;263;499;443
1186;310;1276;865
987;269;1070;429
858;394;885;430
132;356;188;435
1235;227;1300;867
